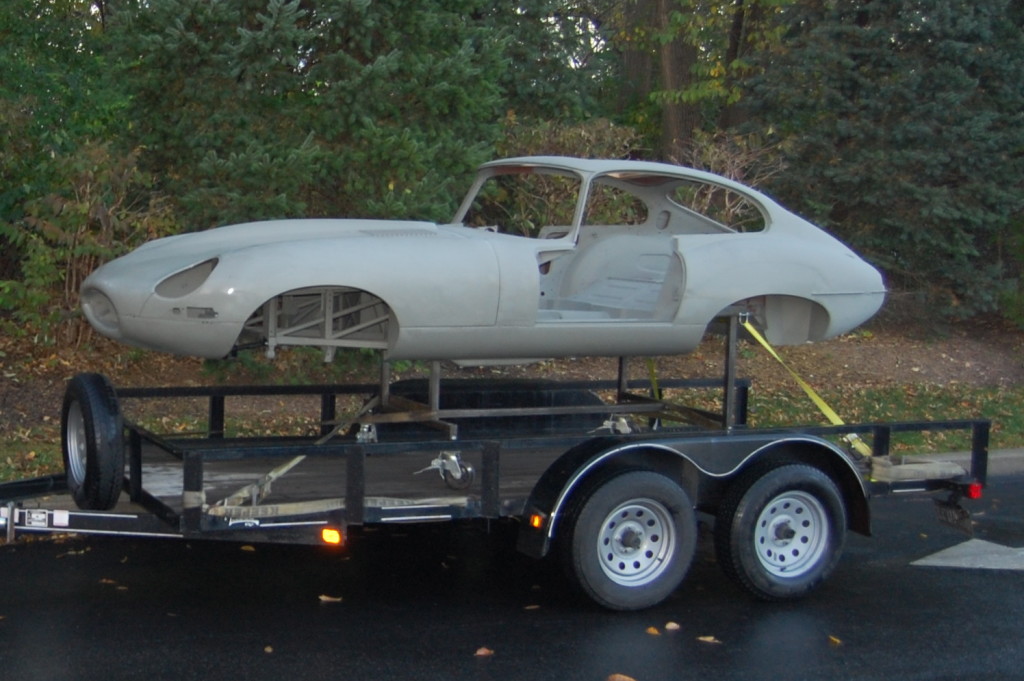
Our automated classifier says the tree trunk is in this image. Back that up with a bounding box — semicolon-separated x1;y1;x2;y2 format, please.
657;0;699;160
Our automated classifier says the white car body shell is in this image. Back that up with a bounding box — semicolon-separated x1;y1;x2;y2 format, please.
80;157;886;362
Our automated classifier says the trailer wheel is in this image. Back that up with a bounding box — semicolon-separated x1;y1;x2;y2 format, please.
715;463;846;601
61;373;124;510
560;470;696;610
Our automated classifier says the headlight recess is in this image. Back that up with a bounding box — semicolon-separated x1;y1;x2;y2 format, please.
155;258;219;298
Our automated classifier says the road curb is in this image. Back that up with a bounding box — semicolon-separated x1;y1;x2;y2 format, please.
924;448;1024;477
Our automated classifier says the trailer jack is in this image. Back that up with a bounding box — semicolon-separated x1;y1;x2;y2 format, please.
414;451;475;490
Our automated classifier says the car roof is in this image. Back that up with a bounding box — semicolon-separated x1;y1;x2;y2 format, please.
480;156;774;203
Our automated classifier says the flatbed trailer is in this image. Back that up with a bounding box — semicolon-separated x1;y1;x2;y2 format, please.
0;320;989;610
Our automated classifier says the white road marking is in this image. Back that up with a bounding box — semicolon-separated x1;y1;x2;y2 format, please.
912;539;1024;571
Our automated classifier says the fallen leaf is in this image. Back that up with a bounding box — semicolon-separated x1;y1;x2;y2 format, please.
665;621;681;631
56;547;90;558
240;545;256;552
99;578;117;585
646;626;661;636
607;674;638;681
828;635;843;647
697;635;722;644
524;604;541;610
474;647;494;657
318;594;343;603
264;646;274;654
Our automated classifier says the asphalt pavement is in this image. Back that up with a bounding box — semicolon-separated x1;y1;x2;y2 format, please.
0;455;1022;681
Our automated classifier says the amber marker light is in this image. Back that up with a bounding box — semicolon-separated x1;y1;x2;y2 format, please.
321;528;343;545
529;513;545;529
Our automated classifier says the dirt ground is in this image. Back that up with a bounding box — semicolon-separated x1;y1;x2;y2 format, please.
2;312;1023;438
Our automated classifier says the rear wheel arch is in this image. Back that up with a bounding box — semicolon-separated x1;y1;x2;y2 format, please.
722;294;831;344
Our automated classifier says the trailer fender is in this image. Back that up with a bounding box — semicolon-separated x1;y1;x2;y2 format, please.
724;438;872;539
516;434;870;559
516;436;700;558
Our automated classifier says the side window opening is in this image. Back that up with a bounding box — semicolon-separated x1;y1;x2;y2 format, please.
582;182;648;228
669;181;766;233
460;171;581;238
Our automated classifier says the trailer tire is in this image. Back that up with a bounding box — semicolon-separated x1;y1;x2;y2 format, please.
560;470;696;610
715;463;845;601
61;373;124;510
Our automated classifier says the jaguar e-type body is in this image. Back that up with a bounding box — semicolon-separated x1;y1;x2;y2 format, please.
80;156;886;362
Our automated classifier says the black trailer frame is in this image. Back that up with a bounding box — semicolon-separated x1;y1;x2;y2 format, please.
0;316;991;608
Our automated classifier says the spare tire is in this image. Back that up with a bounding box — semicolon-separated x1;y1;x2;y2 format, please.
61;373;124;510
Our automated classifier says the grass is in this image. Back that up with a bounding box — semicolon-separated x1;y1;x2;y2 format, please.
2;383;1021;485
668;383;1021;455
0;434;63;482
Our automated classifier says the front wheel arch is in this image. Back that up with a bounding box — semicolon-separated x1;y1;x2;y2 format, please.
239;285;398;357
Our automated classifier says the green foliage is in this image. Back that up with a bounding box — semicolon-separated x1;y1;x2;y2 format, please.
295;0;513;221
461;116;646;236
107;0;599;225
747;0;1024;317
6;0;1022;346
108;0;323;227
1;0;618;345
0;143;176;343
496;114;644;159
0;1;129;228
478;1;611;120
648;0;789;106
602;0;791;151
0;1;152;343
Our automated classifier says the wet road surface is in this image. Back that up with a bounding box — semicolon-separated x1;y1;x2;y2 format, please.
1;474;1022;681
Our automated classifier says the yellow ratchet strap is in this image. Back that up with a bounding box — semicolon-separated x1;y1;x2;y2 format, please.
740;319;873;458
645;357;661;400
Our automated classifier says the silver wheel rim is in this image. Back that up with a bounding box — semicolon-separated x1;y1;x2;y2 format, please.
597;498;675;587
754;490;829;577
65;400;88;485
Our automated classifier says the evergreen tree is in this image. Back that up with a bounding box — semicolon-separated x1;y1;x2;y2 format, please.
106;0;607;227
749;0;1024;315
